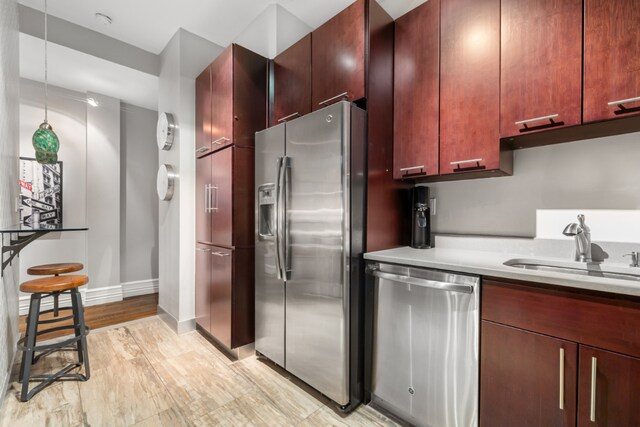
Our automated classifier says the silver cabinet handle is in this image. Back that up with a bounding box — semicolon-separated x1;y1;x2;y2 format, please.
196;247;210;252
196;146;209;154
212;137;230;145
277;112;300;123
211;185;219;212
318;92;349;106
204;185;210;213
515;114;559;126
211;251;230;257
399;165;425;172
590;356;597;422
559;348;565;410
450;158;483;166
369;270;474;294
608;96;640;106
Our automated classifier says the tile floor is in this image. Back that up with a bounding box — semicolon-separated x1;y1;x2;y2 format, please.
0;317;400;427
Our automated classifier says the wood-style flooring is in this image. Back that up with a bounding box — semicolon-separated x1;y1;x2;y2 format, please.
1;316;400;427
18;293;159;341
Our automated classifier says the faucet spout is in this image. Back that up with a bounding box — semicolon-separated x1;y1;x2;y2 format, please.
563;215;592;262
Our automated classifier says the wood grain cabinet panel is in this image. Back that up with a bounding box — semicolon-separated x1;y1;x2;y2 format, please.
311;0;366;109
195;66;212;155
584;0;640;122
273;34;311;125
232;44;268;148
481;321;577;427
210;147;233;247
500;0;582;138
195;245;211;333
209;246;233;349
210;48;234;151
393;0;440;180
577;346;640;427
196;154;212;244
439;0;503;176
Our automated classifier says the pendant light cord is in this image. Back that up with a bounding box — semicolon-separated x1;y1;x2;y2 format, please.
44;0;48;122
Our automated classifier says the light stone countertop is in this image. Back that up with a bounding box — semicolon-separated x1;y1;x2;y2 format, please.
364;245;640;298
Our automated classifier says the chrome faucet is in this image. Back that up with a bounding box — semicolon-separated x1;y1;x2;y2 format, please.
563;214;592;262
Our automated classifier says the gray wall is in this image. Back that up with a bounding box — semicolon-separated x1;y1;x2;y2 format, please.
0;0;20;401
120;103;159;283
426;131;640;237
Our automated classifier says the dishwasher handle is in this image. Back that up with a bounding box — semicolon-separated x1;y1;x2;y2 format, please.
369;270;475;294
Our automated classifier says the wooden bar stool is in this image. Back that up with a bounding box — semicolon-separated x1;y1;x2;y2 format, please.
18;274;90;402
27;263;83;317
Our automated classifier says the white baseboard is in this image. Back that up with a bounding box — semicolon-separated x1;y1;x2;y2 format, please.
19;285;123;316
157;304;195;335
122;278;159;298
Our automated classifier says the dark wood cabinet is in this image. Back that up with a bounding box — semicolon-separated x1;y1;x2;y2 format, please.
210;245;233;348
393;0;440;180
481;321;578;427
273;34;311;124
577;346;640;427
439;0;511;177
196;44;267;154
311;0;366;109
482;278;640;426
195;245;212;332
584;0;640;123
197;146;254;248
500;0;582;138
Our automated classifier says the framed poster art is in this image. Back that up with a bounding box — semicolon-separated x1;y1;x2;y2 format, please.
18;157;63;229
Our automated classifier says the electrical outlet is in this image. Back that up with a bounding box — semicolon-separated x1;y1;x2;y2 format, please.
429;197;436;215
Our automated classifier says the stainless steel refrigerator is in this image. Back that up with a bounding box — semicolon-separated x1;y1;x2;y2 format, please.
255;101;366;409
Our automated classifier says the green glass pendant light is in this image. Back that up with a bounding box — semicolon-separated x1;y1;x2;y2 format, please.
32;0;59;164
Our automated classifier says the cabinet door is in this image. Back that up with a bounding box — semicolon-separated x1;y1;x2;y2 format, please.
196;154;212;244
196;66;213;155
584;0;640;122
481;321;577;427
578;346;640;426
393;0;439;179
500;0;582;138
440;0;501;175
210;246;233;348
210;46;233;151
273;34;311;124
210;147;233;247
311;0;365;110
195;245;211;332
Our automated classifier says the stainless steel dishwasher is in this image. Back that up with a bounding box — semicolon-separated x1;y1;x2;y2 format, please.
367;261;480;427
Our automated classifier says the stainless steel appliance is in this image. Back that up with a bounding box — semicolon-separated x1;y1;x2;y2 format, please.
367;261;480;427
411;186;431;249
255;101;366;409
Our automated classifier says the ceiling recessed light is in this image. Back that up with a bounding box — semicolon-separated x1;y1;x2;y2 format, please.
95;13;112;26
87;98;99;107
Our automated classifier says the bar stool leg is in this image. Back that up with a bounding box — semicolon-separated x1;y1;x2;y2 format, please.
70;288;90;380
20;294;41;402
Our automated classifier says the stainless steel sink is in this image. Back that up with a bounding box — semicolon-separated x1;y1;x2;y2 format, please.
503;258;640;282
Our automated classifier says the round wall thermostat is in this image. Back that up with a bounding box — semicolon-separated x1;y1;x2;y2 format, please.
157;164;176;201
156;112;176;150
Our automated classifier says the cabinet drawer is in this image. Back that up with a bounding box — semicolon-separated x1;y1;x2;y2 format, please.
482;279;640;358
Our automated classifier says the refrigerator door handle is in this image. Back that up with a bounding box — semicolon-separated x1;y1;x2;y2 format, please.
274;157;283;280
277;156;289;279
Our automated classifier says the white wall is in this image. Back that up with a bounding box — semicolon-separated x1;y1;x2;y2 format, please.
0;0;20;402
158;29;223;333
120;103;159;284
426;131;640;238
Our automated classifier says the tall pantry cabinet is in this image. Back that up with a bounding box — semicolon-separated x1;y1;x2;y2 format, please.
195;44;267;350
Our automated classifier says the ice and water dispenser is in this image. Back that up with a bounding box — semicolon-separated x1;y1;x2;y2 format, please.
258;183;275;240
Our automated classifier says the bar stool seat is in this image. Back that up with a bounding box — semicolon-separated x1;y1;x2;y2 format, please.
18;274;90;401
27;263;83;276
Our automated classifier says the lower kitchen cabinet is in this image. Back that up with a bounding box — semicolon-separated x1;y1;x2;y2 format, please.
194;244;254;349
480;321;577;427
481;279;640;427
577;346;640;426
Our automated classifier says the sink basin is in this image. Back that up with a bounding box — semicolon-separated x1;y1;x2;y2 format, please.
503;258;640;282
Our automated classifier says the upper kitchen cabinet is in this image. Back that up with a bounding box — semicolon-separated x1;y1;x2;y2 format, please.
500;0;582;138
273;34;312;125
195;44;267;154
584;0;640;123
439;0;512;177
393;0;440;180
311;0;366;109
